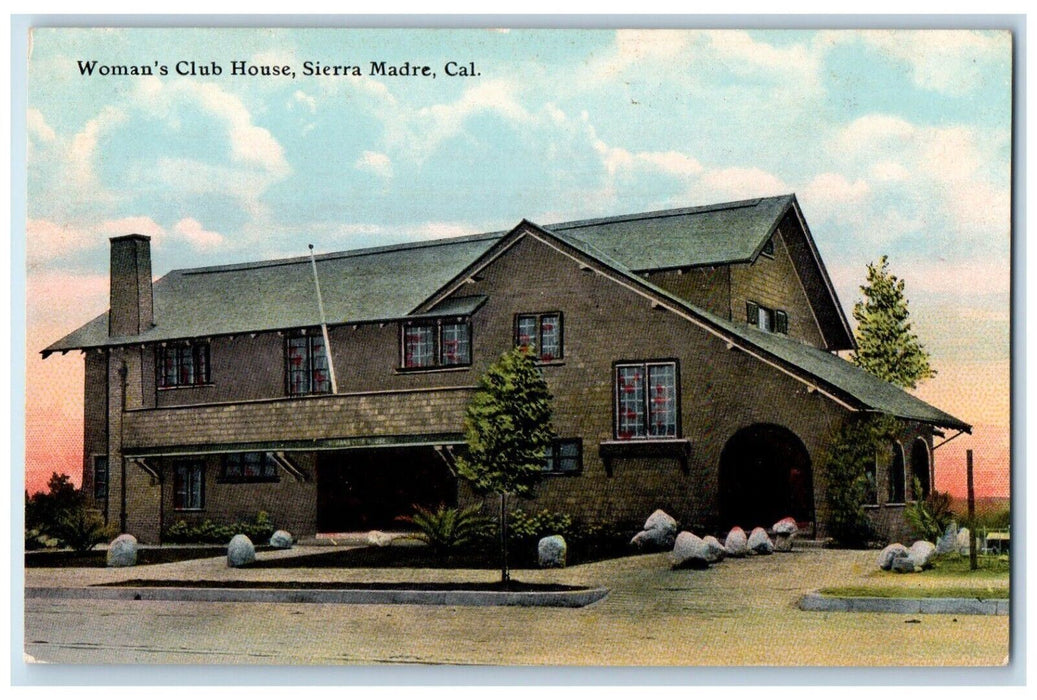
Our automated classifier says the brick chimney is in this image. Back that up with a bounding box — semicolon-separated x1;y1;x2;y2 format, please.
108;234;154;337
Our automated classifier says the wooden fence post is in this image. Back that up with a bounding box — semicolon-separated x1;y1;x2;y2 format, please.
967;449;978;571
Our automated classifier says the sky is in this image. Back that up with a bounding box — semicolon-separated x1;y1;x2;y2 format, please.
23;27;1012;498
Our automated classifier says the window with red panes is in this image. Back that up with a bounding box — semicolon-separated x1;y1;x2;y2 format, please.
286;331;331;395
614;361;679;439
515;312;562;362
157;342;210;388
402;318;471;369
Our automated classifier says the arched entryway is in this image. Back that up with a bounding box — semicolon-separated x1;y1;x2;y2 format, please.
911;438;931;499
719;424;814;530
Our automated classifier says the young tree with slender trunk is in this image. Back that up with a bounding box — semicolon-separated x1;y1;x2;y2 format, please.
455;346;555;584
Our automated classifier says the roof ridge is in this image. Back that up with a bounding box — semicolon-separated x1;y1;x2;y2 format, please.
179;230;507;277
546;194;792;232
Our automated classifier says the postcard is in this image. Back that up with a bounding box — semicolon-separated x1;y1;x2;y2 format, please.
22;25;1012;669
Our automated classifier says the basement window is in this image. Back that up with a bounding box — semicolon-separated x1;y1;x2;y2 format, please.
287;330;331;395
516;312;563;362
157;341;211;388
401;318;471;369
543;438;582;475
614;361;679;440
221;452;280;483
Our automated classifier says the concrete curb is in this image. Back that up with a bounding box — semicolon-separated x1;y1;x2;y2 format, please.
798;592;1008;615
26;585;610;608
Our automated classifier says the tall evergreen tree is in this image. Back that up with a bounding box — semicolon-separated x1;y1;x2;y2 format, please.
455;346;555;584
850;255;935;389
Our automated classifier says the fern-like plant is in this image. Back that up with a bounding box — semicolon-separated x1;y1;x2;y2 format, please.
904;478;954;542
398;504;493;557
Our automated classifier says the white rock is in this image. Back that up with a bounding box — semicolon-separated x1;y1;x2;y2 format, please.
106;534;138;567
877;543;910;570
724;527;749;557
227;534;256;567
891;556;919;573
956;527;972;556
935;522;958;555
671;531;711;569
538;535;567;568
367;530;394;547
772;517;799;535
630;509;678;551
702;535;726;562
748;527;774;555
909;540;937;569
269;530;293;549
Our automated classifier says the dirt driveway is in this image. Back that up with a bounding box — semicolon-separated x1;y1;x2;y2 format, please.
23;547;1009;666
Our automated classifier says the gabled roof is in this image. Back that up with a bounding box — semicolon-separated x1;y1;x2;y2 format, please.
520;222;969;432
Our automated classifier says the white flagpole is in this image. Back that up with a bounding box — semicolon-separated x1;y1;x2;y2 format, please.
308;244;339;394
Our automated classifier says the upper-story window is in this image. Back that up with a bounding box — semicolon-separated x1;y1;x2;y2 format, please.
157;341;210;388
287;330;331;395
615;361;679;440
516;313;563;362
401;318;471;369
746;301;788;335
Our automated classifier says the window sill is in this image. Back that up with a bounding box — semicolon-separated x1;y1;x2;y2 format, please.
599;438;691;476
862;504;880;510
158;383;215;391
395;364;471;375
536;359;566;367
173;508;205;512
541;470;582;478
217;478;281;485
286;391;334;398
884;502;906;508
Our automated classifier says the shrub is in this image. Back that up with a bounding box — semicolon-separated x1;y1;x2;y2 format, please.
509;508;577;544
397;504;494;557
54;508;115;552
24;528;61;551
162;511;275;544
905;478;954;542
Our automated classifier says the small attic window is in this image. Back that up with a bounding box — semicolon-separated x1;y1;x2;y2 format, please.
761;237;775;258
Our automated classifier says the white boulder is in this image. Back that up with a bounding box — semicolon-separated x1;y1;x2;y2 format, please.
891;556;920;573
227;534;256;567
269;530;293;549
772;517;799;535
702;535;726;562
724;527;749;557
909;540;937;569
367;530;395;547
956;527;972;556
630;509;678;551
748;527;774;555
106;534;138;567
935;521;958;555
671;531;711;569
538;535;567;568
877;543;910;570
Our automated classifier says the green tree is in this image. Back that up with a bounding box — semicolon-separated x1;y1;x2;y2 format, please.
851;255;935;389
455;346;555;584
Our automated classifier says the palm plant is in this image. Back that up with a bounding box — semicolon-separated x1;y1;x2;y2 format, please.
397;504;493;557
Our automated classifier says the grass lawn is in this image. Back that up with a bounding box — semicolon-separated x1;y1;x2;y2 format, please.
819;585;1009;600
25;546;273;568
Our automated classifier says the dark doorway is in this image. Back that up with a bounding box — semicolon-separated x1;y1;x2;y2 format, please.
316;447;458;532
911;439;931;499
719;424;814;530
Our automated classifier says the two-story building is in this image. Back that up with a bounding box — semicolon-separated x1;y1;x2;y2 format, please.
43;194;970;543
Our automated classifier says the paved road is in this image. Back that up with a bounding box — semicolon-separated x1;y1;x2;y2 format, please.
23;548;1010;666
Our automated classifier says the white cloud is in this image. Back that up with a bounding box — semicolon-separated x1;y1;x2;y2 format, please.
26;108;55;142
856;30;1010;96
291;90;317;114
355;150;393;179
172;218;224;250
696;166;790;201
